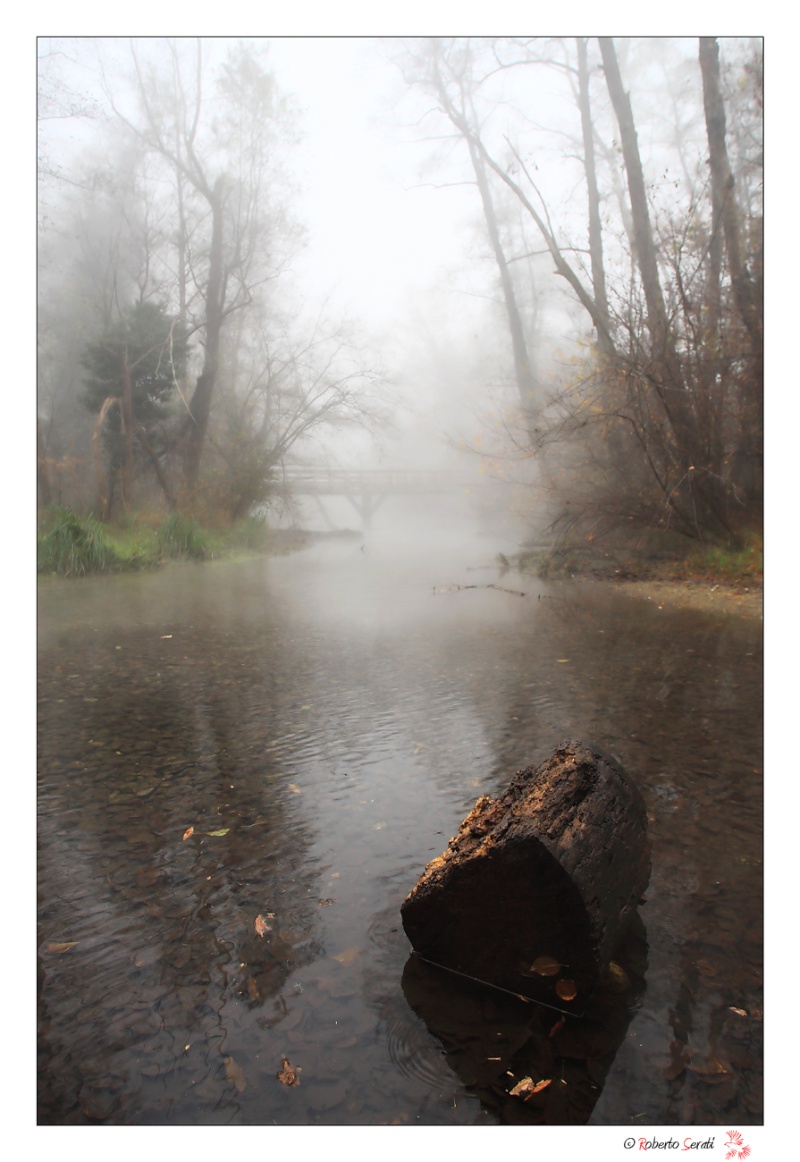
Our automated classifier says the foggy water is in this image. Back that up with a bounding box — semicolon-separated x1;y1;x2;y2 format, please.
37;509;762;1126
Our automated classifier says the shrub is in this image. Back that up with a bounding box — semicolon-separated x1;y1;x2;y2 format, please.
157;513;210;560
38;507;118;576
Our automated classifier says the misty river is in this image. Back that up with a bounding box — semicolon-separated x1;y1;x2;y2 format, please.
37;501;762;1126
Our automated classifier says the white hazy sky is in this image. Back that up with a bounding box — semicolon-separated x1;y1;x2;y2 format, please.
265;37;478;328
36;34;484;341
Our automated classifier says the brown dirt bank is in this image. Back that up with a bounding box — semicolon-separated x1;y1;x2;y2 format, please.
599;577;762;619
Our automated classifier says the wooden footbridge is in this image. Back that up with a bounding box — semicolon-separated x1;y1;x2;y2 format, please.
281;465;491;528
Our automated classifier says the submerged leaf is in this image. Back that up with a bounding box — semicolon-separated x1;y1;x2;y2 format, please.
333;946;360;967
555;979;578;1001
254;914;271;937
687;1055;731;1077
224;1055;247;1092
695;958;717;976
277;1057;301;1087
530;955;561;977
603;961;631;992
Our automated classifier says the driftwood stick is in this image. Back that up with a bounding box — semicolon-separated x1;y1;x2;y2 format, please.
433;583;527;598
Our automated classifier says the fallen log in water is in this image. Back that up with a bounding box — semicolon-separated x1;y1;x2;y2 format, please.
400;740;650;1012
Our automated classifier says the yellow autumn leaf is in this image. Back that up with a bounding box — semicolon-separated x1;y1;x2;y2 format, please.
277;1057;301;1087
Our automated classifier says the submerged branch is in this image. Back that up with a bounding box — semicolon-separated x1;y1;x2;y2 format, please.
433;583;527;598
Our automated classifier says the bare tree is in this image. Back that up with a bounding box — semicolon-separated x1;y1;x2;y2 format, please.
398;36;762;545
101;39;294;501
399;39;538;413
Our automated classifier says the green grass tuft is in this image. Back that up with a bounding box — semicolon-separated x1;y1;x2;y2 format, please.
157;513;211;560
38;507;118;576
687;531;763;584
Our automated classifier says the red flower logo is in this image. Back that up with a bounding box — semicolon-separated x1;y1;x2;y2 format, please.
725;1130;751;1160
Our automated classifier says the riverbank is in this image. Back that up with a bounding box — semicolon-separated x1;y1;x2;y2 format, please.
512;533;762;620
36;505;364;578
598;576;762;619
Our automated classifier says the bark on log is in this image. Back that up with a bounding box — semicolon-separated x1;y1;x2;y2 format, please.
401;740;650;1010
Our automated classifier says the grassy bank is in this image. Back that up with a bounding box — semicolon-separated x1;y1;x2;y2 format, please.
513;528;763;591
36;507;293;578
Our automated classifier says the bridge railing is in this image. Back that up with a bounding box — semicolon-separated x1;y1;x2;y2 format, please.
279;466;487;496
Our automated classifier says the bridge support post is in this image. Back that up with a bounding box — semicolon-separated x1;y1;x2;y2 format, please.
344;492;388;530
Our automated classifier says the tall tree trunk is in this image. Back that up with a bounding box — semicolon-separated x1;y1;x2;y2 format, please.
466;135;537;412
698;38;761;354
138;428;177;510
598;39;673;362
183;175;225;495
698;36;762;501
92;396;121;521
427;47;536;415
576;38;609;326
37;419;53;509
120;353;134;511
599;37;732;540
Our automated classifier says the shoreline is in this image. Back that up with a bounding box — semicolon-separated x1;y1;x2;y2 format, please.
596;576;762;619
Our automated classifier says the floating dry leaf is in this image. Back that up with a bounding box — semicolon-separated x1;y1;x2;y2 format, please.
729;1006;748;1018
509;1077;533;1097
288;784;302;795
182;826;194;840
509;1076;552;1100
206;828;230;837
254;913;271;937
45;941;78;954
530;955;561;977
224;1055;247;1092
277;1057;301;1087
555;979;578;1001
